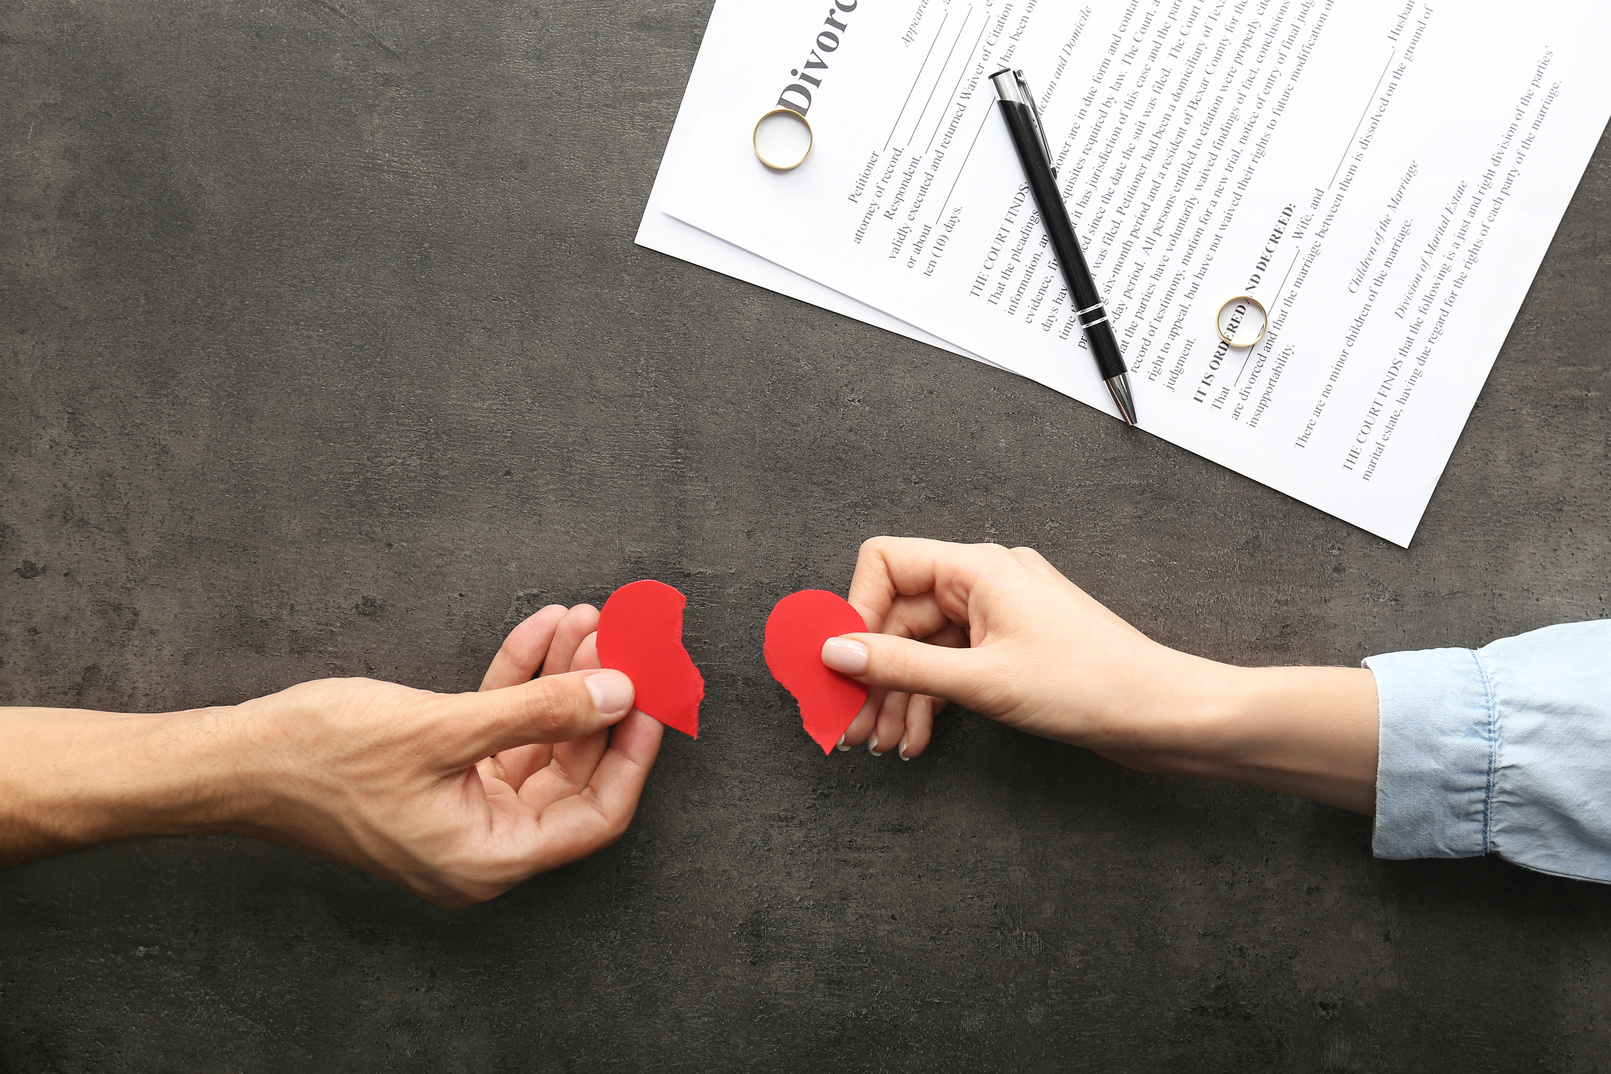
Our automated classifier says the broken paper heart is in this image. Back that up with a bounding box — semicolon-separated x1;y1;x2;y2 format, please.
764;589;869;754
596;579;703;738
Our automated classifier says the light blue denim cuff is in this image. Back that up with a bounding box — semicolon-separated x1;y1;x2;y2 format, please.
1364;646;1492;860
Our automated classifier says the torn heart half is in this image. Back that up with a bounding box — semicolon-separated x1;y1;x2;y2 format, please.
765;589;869;754
596;579;703;738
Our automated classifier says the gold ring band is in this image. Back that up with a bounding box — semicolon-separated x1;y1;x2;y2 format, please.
753;108;814;171
1215;294;1270;349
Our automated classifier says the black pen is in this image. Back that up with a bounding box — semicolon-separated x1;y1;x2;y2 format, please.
990;68;1137;425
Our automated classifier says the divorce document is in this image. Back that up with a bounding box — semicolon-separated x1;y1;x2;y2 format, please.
656;0;1611;545
635;114;991;366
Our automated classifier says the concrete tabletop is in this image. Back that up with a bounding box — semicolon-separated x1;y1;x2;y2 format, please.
3;2;1609;1070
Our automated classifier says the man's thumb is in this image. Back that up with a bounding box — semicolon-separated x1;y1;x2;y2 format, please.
821;633;982;706
440;669;635;766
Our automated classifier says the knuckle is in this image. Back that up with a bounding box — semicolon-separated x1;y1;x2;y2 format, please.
545;756;587;794
873;641;912;681
561;604;598;626
539;676;597;729
859;534;904;559
519;604;567;632
1010;545;1047;566
518;680;578;729
583;789;634;845
604;807;634;845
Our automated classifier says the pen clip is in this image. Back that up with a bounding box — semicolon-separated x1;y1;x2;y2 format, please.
1013;70;1058;179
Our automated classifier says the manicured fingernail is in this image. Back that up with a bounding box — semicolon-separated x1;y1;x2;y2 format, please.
585;670;634;715
835;734;850;752
821;636;869;676
898;736;910;761
868;733;882;757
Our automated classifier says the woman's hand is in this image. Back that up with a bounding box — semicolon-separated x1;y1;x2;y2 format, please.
823;537;1378;812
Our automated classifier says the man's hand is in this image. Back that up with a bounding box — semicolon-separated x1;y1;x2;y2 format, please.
0;605;663;906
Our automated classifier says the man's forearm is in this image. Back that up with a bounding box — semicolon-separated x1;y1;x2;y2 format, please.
0;706;242;865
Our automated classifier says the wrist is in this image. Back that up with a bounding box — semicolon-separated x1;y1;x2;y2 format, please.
1094;649;1250;760
0;704;253;864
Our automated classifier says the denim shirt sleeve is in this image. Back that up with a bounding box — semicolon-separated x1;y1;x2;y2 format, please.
1365;619;1611;883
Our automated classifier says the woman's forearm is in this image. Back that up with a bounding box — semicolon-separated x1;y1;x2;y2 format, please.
1155;665;1380;814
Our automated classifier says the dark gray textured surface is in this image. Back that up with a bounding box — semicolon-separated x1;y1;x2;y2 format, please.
3;2;1610;1070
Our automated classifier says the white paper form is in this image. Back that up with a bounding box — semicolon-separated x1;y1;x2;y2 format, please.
635;77;995;368
659;0;1611;545
635;213;997;367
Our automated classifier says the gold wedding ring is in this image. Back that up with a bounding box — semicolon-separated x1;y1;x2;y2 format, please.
753;108;814;171
1215;294;1269;349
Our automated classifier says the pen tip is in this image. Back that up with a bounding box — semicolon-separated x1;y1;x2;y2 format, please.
1106;375;1138;427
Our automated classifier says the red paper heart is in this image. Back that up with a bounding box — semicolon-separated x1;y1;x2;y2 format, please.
765;590;869;754
596;580;703;738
